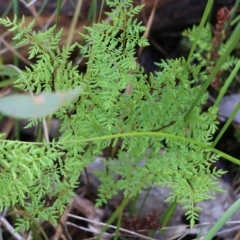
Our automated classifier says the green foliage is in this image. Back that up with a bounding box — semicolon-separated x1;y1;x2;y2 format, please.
0;139;79;231
182;23;239;71
0;16;81;94
0;0;231;230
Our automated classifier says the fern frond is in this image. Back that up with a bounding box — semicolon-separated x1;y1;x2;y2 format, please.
0;0;227;230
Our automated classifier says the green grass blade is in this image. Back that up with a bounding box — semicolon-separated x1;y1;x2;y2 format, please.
213;100;240;147
129;191;141;216
137;188;151;218
9;210;48;240
160;200;177;233
229;23;240;52
229;0;240;24
203;198;240;240
66;0;83;46
87;0;98;24
0;78;17;87
95;179;150;240
55;0;63;30
37;0;48;15
231;15;240;26
214;59;240;108
2;1;13;18
95;195;132;240
12;0;19;66
186;0;213;66
114;211;123;240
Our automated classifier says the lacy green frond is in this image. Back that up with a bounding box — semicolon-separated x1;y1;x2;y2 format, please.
0;0;227;230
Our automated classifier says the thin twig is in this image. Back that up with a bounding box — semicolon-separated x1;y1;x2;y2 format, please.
0;36;31;65
19;0;43;29
68;213;157;240
138;0;159;59
66;222;113;240
52;204;72;240
42;0;67;31
0;216;24;240
233;227;240;240
26;0;37;7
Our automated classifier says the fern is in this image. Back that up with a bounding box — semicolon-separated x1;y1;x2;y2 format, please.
0;16;81;95
0;0;231;230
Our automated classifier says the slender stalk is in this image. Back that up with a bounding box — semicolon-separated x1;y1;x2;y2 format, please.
186;0;213;66
184;31;240;121
213;101;240;147
214;60;240;108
